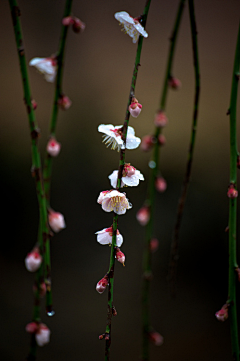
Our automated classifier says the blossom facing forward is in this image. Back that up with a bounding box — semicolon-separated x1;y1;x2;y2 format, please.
109;163;144;188
114;11;148;43
95;226;123;247
29;57;57;83
97;190;132;215
98;124;141;151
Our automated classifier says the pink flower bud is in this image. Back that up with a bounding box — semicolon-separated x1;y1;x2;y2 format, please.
158;134;166;146
58;94;72;110
154;111;168;128
31;99;37;110
48;210;66;233
26;322;38;334
215;306;228;322
123;163;136;177
129;101;142;118
236;267;240;282
168;77;181;90
72;18;86;33
96;276;109;294
155;176;167;193
227;184;238;198
46;138;61;157
25;249;42;272
150;238;159;252
116;249;125;266
149;331;164;346
35;323;51;347
62;16;74;26
136;206;150;226
140;135;155;152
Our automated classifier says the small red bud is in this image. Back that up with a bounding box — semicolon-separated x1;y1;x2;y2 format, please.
96;275;109;294
141;135;155;152
227;184;238;198
215;304;228;322
168;76;181;90
136;206;150;226
149;331;164;346
150;238;159;252
154;110;168;128
155;176;167;193
115;249;125;266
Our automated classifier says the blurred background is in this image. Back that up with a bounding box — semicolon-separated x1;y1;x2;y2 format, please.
1;0;240;360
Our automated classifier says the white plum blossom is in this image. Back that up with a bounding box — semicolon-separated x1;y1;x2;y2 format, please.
114;11;148;43
48;210;66;233
29;57;57;83
95;226;123;247
98;124;141;151
35;324;51;347
109;163;144;188
97;190;132;215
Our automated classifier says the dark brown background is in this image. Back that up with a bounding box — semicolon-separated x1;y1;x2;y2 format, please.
1;0;240;360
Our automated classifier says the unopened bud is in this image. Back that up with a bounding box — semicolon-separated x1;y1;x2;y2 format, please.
158;134;166;146
62;16;74;26
154;110;168;128
168;76;181;90
136;206;150;226
35;323;51;347
227;184;238;198
149;331;164;346
155;176;167;193
26;322;38;334
25;248;42;272
46;137;61;157
31;99;37;110
236;267;240;282
215;304;228;322
150;238;159;252
140;135;155;152
58;94;72;110
115;249;125;266
96;275;109;294
33;282;46;298
129;98;142;118
112;306;117;316
72;18;86;33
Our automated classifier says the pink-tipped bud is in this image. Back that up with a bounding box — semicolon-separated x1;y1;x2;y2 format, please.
158;134;166;146
149;331;164;346
46;138;61;157
62;16;74;26
168;77;181;90
33;282;46;298
116;249;125;266
58;94;72;110
26;322;38;334
129;101;142;118
35;323;51;347
150;238;159;252
112;306;117;316
72;18;86;33
123;163;136;177
96;276;109;294
136;206;150;226
154;110;168;128
155;176;167;193
31;99;37;110
215;305;228;322
227;184;238;198
141;135;155;152
25;249;42;272
48;210;66;233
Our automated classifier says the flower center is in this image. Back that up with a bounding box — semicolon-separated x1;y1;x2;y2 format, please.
110;128;123;137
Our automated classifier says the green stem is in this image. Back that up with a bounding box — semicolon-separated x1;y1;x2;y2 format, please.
228;20;240;361
141;1;185;360
43;0;73;206
168;0;200;297
8;0;50;356
104;2;152;360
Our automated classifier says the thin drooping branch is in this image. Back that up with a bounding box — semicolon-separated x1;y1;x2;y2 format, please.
227;20;240;361
141;1;185;360
43;0;73;207
168;0;200;297
8;0;50;358
104;2;152;360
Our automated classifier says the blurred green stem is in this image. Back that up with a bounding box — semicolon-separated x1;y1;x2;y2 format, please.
43;0;73;206
168;0;200;296
228;20;240;361
104;2;152;360
142;1;185;360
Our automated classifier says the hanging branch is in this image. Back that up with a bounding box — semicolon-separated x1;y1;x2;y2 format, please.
168;0;200;297
227;20;240;361
43;0;73;206
140;1;185;360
